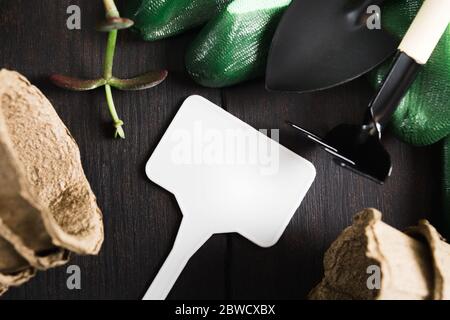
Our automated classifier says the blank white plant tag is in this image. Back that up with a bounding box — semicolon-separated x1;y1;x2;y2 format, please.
143;95;316;300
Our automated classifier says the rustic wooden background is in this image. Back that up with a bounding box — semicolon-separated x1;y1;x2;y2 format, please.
0;0;444;300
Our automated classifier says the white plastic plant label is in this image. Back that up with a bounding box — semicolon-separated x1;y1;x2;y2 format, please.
144;95;316;300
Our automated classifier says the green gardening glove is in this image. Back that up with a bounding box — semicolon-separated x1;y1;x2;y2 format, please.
124;0;291;87
124;0;232;41
374;0;450;230
186;0;291;88
373;0;450;147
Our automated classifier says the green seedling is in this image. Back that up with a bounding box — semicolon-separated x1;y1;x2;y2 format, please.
51;0;168;139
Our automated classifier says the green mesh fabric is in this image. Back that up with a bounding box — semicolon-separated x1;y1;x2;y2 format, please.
186;0;291;88
124;0;233;41
374;0;450;230
373;0;450;147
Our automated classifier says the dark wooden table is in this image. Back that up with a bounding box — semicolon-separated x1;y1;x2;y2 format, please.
0;0;444;300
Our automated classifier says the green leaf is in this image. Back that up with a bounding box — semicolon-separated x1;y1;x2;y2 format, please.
50;75;106;91
109;70;168;91
97;17;134;32
114;126;125;139
113;119;125;139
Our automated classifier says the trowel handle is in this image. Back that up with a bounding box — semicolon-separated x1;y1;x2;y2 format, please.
367;0;449;131
399;0;450;65
142;218;211;300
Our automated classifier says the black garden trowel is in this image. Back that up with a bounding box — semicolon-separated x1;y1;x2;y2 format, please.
266;0;398;93
268;0;450;183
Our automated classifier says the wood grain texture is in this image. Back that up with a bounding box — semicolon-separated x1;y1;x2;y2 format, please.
0;0;443;300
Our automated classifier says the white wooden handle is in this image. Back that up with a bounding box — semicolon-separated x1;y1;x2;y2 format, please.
399;0;450;64
142;218;211;300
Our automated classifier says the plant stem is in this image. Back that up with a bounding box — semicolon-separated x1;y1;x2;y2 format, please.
103;30;123;138
105;84;124;138
103;0;120;18
102;0;123;138
104;30;117;80
105;84;119;122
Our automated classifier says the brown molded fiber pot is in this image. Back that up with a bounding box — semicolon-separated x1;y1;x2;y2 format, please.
309;208;450;300
0;70;104;293
406;220;450;300
0;237;35;288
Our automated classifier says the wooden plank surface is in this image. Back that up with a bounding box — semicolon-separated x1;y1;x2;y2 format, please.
222;80;443;299
0;0;444;300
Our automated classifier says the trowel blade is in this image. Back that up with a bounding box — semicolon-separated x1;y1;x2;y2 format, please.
266;0;398;93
